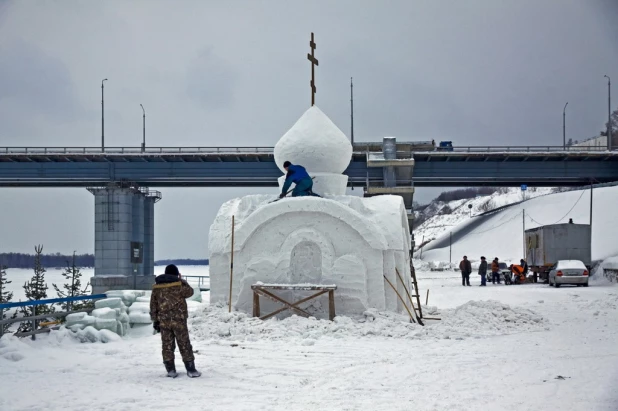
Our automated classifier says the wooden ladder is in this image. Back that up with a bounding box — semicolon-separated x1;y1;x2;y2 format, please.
409;251;423;320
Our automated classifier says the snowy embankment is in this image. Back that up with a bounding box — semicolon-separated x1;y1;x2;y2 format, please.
419;185;618;264
414;187;553;245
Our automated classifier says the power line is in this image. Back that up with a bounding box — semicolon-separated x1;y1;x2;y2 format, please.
525;189;586;226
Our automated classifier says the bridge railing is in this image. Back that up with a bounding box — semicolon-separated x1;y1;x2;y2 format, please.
0;145;610;156
440;146;608;153
0;146;275;155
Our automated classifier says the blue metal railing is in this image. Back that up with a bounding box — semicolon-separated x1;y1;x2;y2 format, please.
0;294;107;310
0;294;107;339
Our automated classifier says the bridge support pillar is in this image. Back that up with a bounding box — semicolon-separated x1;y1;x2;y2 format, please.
88;184;161;294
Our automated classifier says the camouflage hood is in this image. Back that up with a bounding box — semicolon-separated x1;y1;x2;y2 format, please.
150;275;194;323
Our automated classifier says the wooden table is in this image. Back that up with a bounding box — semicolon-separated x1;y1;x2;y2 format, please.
251;284;337;321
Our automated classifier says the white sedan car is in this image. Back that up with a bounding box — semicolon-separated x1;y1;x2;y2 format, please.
548;260;589;288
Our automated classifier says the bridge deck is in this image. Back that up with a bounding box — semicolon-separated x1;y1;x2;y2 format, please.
0;146;616;187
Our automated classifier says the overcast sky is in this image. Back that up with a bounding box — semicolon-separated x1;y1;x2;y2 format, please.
0;0;617;259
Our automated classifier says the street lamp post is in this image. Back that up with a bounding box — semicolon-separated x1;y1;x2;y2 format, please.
101;79;108;152
140;104;145;152
563;102;568;149
605;75;612;151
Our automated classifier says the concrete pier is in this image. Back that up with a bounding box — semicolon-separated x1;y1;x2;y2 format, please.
88;184;161;294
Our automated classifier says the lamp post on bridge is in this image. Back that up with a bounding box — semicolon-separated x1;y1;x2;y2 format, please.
140;104;146;152
604;75;612;151
563;102;568;150
101;79;108;152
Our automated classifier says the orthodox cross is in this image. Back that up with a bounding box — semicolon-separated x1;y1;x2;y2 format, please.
307;32;319;106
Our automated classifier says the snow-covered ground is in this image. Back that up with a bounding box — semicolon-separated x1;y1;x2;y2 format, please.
1;267;617;411
419;185;618;264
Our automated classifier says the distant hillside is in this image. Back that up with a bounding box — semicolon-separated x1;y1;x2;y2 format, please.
414;187;553;251
418;185;618;264
0;252;94;269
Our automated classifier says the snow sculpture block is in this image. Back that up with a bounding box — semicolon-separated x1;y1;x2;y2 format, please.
209;195;412;317
209;105;412;318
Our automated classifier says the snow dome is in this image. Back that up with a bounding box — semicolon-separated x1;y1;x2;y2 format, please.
274;105;352;174
209;107;412;318
274;106;352;196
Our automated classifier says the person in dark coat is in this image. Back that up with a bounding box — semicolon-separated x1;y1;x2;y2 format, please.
150;264;201;378
478;256;488;286
280;161;318;198
459;256;472;286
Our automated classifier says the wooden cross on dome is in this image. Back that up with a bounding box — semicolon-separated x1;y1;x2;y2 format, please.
307;32;319;106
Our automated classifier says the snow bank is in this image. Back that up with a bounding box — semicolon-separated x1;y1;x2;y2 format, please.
65;297;131;336
0;327;121;362
414;187;553;246
187;301;546;343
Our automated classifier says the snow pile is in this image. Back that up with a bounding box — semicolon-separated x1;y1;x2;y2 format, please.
187;301;545;343
65;298;131;336
575;293;618;315
104;290;146;307
424;300;546;339
128;301;152;324
0;327;121;362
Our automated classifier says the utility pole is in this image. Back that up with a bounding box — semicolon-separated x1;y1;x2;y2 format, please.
605;75;612;151
350;77;354;145
449;232;452;264
101;78;108;152
590;181;593;252
522;209;526;259
563;102;568;149
140;104;146;152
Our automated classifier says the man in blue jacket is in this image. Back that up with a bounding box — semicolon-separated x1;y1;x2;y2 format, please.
280;161;316;198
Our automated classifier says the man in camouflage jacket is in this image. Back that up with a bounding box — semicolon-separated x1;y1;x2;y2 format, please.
150;264;201;378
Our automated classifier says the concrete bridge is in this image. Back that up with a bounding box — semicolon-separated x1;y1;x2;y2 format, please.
2;140;616;293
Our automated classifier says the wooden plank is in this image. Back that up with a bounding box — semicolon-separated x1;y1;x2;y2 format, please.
13;326;60;338
383;274;416;324
253;291;260;318
328;290;335;321
39;320;61;327
257;289;328;321
251;284;336;291
255;289;312;319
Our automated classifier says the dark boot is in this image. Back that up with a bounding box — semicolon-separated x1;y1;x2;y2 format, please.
184;361;202;378
164;360;178;378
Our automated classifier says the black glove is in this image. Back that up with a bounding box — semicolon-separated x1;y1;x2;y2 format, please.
153;321;161;333
279;193;286;199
